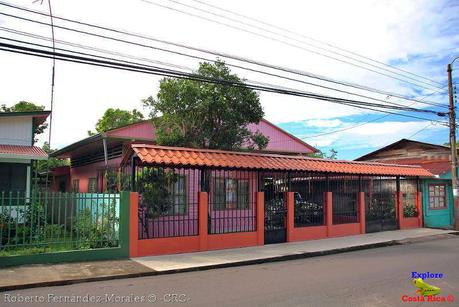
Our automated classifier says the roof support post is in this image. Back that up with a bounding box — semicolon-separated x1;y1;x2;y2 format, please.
102;137;108;167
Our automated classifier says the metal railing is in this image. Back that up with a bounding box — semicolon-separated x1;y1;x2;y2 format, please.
208;169;257;234
0;191;120;256
136;167;199;239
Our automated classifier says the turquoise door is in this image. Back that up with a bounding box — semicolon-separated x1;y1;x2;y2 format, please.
422;179;454;228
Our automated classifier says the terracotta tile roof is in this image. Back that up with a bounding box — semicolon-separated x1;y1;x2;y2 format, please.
0;144;47;159
126;144;433;177
368;158;451;176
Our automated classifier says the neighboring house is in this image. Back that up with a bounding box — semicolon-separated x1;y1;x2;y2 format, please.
356;139;454;228
50;119;319;193
0;111;50;195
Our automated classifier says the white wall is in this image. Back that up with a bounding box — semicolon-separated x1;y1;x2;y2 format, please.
0;116;33;145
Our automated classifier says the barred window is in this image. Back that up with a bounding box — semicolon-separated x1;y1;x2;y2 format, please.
428;184;446;209
88;178;98;193
72;179;80;192
167;175;187;214
213;178;250;210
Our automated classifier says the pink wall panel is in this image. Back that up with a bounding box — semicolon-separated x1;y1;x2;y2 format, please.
247;120;315;154
106;121;155;140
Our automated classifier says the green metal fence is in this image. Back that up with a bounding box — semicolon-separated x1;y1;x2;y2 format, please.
0;191;121;257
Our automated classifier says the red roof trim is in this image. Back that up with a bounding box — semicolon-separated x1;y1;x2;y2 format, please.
125;144;433;177
0;145;47;159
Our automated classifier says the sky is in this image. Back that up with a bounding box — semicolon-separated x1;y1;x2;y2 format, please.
0;0;458;159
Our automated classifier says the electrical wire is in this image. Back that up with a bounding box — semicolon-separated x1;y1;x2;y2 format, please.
188;0;444;86
139;0;444;91
0;26;436;110
0;39;448;125
0;1;448;109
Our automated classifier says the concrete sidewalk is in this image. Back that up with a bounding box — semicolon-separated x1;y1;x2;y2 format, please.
133;228;456;271
1;228;456;291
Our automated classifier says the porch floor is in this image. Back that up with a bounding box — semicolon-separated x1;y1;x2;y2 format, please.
133;228;456;271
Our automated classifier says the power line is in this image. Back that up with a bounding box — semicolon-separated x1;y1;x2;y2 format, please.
168;0;444;88
188;0;444;86
0;26;193;72
301;86;449;139
139;0;444;91
0;39;448;125
0;26;434;111
407;123;435;139
0;2;448;109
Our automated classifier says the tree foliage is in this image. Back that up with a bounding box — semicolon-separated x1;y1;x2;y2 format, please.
35;142;69;174
309;148;338;160
143;60;269;150
1;101;48;140
88;108;144;136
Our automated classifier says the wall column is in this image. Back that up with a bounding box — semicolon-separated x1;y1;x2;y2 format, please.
128;192;139;258
358;191;365;234
286;192;295;242
397;191;404;229
256;192;264;245
326;192;333;236
199;192;208;251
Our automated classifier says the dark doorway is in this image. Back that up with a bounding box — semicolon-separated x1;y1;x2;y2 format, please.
262;174;287;244
364;177;398;233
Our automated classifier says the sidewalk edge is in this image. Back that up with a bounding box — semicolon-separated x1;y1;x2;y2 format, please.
1;232;457;292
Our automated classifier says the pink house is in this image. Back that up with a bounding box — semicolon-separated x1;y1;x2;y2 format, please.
51;119;318;193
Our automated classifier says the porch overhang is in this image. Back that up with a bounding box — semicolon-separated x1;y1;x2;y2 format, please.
123;144;434;177
0;144;47;161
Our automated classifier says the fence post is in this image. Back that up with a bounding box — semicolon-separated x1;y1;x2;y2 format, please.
118;191;131;258
286;192;295;242
199;192;208;251
128;192;139;258
256;192;264;245
358;192;365;234
326;192;333;237
417;191;423;227
397;191;404;229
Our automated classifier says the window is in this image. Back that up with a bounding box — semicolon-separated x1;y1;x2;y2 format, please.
428;184;446;209
72;179;80;193
213;178;250;210
0;163;27;192
88;178;98;193
167;176;187;214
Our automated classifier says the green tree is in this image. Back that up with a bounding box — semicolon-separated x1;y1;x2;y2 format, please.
310;148;338;160
35;142;69;174
143;60;269;150
88;108;144;136
1;101;48;139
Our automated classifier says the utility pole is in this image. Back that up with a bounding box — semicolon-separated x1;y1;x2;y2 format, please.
447;63;459;230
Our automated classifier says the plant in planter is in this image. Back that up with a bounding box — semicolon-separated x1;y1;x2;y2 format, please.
404;203;418;218
136;167;180;237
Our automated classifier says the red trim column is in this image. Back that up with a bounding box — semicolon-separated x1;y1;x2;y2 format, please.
129;192;139;258
326;192;333;237
286;192;295;242
199;192;208;251
256;192;264;245
397;191;404;229
417;191;423;227
358;191;365;234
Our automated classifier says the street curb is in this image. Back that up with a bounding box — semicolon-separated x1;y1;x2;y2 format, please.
1;232;458;292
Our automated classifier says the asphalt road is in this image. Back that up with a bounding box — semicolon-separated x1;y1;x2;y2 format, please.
2;236;459;307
